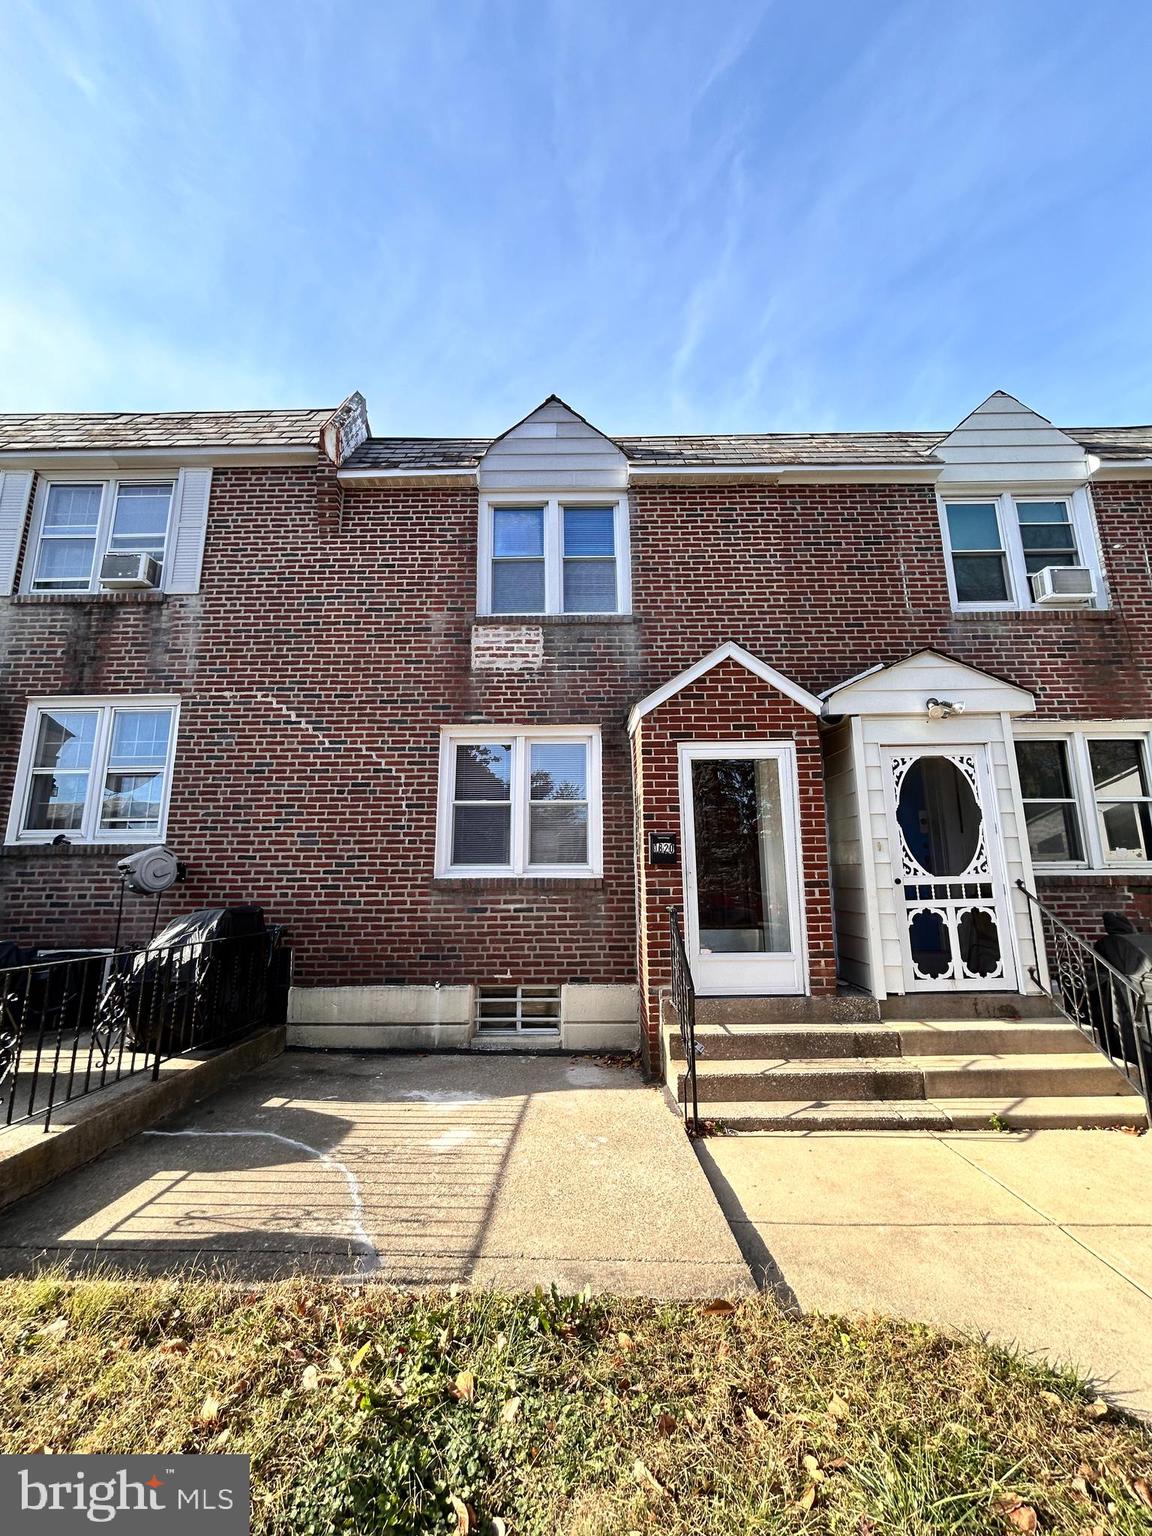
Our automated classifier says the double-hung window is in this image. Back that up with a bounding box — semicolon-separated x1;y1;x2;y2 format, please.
1014;728;1152;869
940;490;1101;610
7;698;179;843
480;496;629;615
26;478;175;592
437;727;602;876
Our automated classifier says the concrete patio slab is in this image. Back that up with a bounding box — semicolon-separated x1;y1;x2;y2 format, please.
696;1128;1152;1416
0;1051;754;1298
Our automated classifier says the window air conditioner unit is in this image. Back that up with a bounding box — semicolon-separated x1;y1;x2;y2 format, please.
1029;565;1095;607
100;552;161;590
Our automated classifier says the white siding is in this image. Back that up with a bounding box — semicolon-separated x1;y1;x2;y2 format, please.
823;719;875;992
934;391;1093;486
479;398;627;491
824;649;1034;717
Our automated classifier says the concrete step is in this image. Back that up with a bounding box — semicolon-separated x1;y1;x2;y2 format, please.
686;1097;1149;1132
879;993;1055;1021
672;1053;1138;1103
667;1024;903;1061
665;1018;1094;1061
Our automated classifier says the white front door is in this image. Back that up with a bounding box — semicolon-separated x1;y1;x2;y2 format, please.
883;745;1018;992
679;743;807;996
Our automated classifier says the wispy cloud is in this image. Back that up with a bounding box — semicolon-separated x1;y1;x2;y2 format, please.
1;0;1150;432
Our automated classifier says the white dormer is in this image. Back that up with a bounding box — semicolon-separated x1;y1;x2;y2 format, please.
934;393;1105;612
478;396;628;493
477;398;631;616
934;391;1096;487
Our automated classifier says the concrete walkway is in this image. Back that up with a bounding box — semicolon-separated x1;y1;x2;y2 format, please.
0;1051;753;1297
697;1128;1152;1415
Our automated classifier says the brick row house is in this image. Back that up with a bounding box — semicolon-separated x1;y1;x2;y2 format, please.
1;391;1150;1125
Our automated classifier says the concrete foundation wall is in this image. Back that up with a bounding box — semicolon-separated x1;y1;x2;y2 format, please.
287;982;639;1052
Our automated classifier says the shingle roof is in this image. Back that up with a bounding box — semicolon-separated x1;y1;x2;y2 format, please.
4;407;1151;468
341;422;1152;472
0;408;337;453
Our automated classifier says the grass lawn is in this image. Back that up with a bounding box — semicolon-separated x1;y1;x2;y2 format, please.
0;1276;1149;1534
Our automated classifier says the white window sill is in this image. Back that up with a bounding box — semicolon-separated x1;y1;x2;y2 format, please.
436;868;602;881
951;603;1108;617
1032;864;1152;878
474;611;635;624
6;834;164;848
12;590;167;605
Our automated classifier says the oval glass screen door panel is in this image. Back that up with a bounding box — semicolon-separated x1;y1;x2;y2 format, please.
684;747;805;995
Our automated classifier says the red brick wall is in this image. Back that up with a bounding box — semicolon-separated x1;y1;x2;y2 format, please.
3;467;1152;990
0;465;642;986
633;656;836;1060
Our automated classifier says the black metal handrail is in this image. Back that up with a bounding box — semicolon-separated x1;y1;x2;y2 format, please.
668;907;701;1134
1016;881;1152;1116
0;929;286;1133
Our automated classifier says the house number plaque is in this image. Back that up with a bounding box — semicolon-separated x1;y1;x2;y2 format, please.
648;832;679;866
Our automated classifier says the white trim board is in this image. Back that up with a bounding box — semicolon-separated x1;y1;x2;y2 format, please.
628;643;822;734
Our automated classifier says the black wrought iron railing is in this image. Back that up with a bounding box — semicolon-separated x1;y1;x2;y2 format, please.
1016;881;1152;1115
668;907;701;1134
0;929;287;1133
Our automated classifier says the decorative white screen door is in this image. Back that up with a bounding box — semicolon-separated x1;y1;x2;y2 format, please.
882;746;1017;992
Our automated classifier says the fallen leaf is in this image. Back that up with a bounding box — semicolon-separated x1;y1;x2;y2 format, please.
159;1339;189;1356
1085;1398;1110;1419
198;1394;222;1426
656;1412;677;1436
995;1495;1037;1533
210;1428;231;1449
1133;1478;1152;1508
1006;1507;1037;1533
1039;1390;1063;1407
494;1332;508;1353
301;1365;320;1392
448;1493;469;1535
500;1396;521;1423
793;1483;817;1512
827;1393;850;1420
453;1370;476;1402
616;1332;635;1352
802;1454;824;1482
827;1457;849;1471
703;1299;735;1315
632;1459;665;1498
39;1318;69;1342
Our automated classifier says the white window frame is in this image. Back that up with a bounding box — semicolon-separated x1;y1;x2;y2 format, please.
938;486;1105;612
476;494;631;616
435;724;603;877
6;695;181;845
1013;722;1152;873
21;473;178;595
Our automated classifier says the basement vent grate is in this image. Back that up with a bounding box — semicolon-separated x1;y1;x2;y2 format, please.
475;984;561;1035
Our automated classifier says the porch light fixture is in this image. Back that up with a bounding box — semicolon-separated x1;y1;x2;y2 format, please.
926;697;965;720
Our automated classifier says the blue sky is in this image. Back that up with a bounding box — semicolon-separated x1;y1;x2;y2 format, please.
2;0;1151;435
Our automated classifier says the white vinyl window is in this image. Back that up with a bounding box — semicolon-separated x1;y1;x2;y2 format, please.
24;478;175;592
1014;727;1152;870
478;496;630;615
436;726;602;876
940;489;1102;610
7;698;180;844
